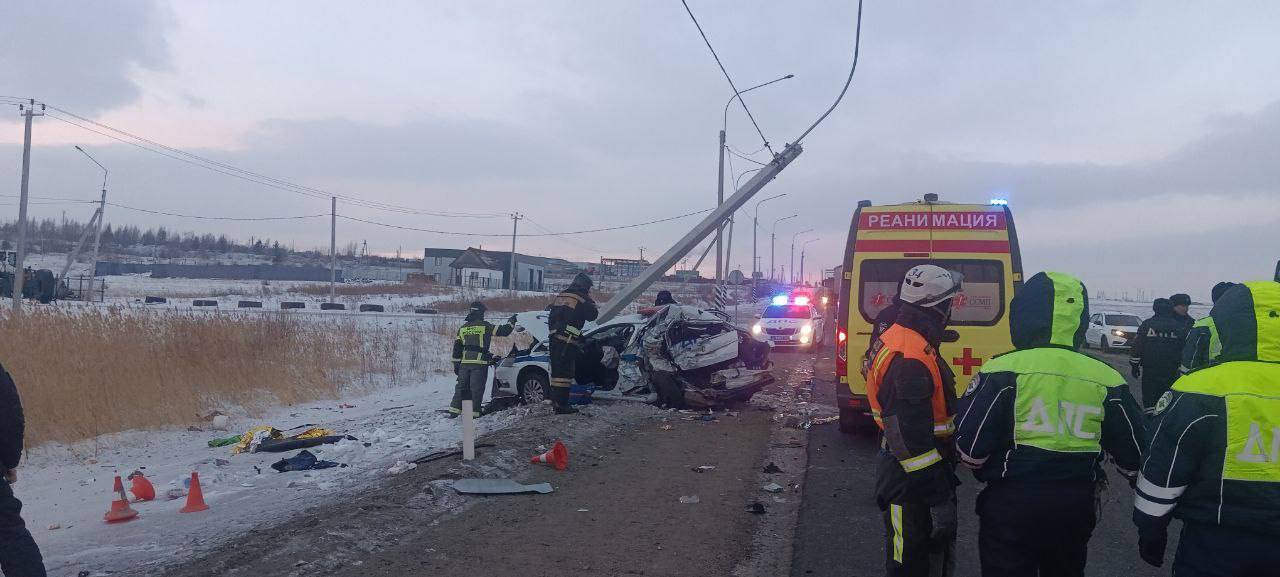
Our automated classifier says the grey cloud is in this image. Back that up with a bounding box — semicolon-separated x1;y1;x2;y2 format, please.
0;0;172;113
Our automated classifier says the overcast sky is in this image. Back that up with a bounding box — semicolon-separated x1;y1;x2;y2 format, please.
2;1;1277;300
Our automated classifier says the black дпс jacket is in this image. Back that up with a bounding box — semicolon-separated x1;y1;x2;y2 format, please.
954;272;1147;484
1135;281;1280;538
0;362;25;473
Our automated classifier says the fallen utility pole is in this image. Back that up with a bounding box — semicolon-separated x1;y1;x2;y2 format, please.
597;143;802;322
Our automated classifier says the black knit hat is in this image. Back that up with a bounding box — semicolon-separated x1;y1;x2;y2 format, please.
1170;293;1192;307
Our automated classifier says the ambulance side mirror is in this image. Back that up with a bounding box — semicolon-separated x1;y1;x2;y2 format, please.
941;330;960;343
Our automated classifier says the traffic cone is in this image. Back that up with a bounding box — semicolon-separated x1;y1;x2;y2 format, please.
530;441;569;471
179;472;209;513
103;476;139;523
129;472;156;502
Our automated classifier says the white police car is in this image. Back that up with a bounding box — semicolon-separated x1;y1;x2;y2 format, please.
752;295;826;349
491;311;654;405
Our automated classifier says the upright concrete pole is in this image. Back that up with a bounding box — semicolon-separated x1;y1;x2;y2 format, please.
12;100;41;312
714;130;725;290
329;197;336;302
509;212;522;296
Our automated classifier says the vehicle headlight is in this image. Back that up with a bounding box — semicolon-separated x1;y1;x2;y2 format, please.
752;323;762;335
1112;330;1124;336
800;334;811;344
800;324;813;334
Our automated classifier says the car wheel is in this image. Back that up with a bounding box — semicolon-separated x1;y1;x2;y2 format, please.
1100;336;1110;353
518;369;549;405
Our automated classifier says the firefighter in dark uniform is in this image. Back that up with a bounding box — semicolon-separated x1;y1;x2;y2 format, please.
1133;281;1280;575
0;361;47;576
448;301;514;418
1129;297;1188;414
1180;281;1235;374
548;273;597;415
865;264;962;577
954;272;1147;577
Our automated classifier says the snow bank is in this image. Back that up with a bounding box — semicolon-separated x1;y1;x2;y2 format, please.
20;374;525;575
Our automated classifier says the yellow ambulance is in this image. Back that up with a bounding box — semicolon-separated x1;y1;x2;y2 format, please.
835;194;1024;433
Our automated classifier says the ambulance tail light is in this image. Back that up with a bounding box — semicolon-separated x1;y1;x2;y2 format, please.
835;328;848;377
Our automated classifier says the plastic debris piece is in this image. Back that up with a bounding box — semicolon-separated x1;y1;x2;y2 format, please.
678;495;701;504
451;479;553;495
577;508;589;512
762;482;784;493
693;465;716;473
47;523;61;530
387;461;417;475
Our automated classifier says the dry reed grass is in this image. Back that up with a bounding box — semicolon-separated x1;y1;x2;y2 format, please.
0;307;425;446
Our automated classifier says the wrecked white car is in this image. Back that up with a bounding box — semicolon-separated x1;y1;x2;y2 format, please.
492;305;773;409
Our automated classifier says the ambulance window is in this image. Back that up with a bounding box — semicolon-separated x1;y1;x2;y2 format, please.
858;259;1005;327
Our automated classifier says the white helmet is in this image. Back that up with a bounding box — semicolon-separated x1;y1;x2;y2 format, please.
900;265;962;307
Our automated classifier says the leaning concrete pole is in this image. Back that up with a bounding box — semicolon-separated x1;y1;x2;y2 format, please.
596;143;802;322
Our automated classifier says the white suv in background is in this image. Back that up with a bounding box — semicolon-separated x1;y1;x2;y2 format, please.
1084;311;1142;351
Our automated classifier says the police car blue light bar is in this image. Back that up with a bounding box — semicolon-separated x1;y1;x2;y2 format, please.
989;198;1008;206
771;295;789;306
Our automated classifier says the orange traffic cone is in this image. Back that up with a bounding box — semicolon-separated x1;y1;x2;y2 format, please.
530;441;569;471
179;472;209;513
129;472;156;502
103;476;139;523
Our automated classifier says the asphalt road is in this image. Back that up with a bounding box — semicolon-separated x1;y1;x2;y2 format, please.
791;348;1177;577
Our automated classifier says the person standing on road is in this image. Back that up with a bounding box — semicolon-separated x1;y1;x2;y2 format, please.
547;273;598;415
954;272;1147;577
0;361;47;577
865;264;962;577
1129;298;1188;414
1170;293;1195;331
1179;281;1235;374
654;290;678;307
1132;281;1280;574
448;301;515;418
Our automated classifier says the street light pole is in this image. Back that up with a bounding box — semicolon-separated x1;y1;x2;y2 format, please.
800;237;820;286
12;100;43;312
752;193;785;281
771;214;797;282
790;228;814;285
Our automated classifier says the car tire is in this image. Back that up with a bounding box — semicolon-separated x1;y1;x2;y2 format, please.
518;369;550;405
1100;336;1110;353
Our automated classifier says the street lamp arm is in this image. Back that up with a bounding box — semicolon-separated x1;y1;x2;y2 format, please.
724;74;795;135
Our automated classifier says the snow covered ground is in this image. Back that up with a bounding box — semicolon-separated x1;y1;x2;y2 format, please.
21;372;529;575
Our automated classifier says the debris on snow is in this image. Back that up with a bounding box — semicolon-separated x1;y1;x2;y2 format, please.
387;461;417;475
762;462;784;474
761;482;784;493
452;479;553;495
678;495;701;504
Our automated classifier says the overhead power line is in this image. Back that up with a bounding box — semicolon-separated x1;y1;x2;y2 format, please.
337;207;713;238
793;0;865;144
107;201;328;221
681;0;774;155
41;104;505;219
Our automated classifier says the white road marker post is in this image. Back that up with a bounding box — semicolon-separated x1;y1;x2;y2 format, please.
461;400;476;461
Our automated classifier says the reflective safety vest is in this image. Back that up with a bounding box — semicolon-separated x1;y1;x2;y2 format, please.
455;322;494;365
980;348;1115;453
1195;316;1222;361
866;324;954;437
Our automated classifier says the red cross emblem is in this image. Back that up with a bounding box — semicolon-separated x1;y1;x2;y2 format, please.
952;347;983;376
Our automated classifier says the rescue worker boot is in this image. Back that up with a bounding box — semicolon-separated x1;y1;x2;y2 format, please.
551;387;578;415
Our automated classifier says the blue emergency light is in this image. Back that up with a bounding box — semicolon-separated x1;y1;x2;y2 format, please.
771;295;789;306
989;198;1008;206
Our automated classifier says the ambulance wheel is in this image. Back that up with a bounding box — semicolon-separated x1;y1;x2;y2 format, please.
1100;336;1110;353
838;407;874;435
518;369;549;405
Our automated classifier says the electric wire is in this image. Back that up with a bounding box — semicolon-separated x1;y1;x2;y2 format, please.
725;146;767;166
337;207;713;238
106;201;328;221
680;0;774;156
793;0;864;144
43;104;505;218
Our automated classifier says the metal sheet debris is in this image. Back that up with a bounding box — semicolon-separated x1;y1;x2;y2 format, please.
451;479;554;495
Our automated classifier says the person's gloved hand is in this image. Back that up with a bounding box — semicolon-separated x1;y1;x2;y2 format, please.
929;500;958;541
453;362;461;375
1130;361;1142;379
1138;531;1167;567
